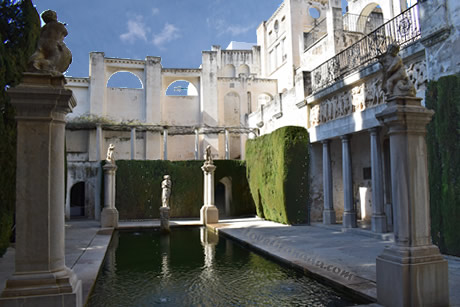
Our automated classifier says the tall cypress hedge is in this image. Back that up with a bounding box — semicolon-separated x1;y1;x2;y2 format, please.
426;75;460;256
0;0;40;256
245;126;310;225
110;160;254;220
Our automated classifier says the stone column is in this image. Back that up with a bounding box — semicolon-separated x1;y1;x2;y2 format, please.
376;97;449;307
322;140;336;224
163;128;168;160
341;135;357;228
130;127;136;160
369;127;387;233
200;163;219;225
194;128;199;160
225;129;230;160
101;163;118;228
0;74;82;306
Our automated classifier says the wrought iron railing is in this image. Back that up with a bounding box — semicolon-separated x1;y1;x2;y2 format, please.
342;12;387;34
304;18;327;51
311;3;420;93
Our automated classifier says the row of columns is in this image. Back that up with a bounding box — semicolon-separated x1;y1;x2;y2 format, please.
321;127;386;232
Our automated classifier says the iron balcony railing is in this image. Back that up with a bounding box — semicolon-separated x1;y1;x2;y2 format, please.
311;3;420;93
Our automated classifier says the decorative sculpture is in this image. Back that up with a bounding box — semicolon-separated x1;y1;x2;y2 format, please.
204;145;213;165
161;175;172;208
106;144;115;164
28;10;72;75
378;43;416;99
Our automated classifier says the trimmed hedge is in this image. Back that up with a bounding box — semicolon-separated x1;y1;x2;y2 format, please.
426;75;460;256
109;160;254;220
245;126;310;225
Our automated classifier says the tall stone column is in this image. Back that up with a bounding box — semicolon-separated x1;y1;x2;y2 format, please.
341;135;357;228
376;97;449;306
322;140;336;224
369;127;387;233
101;163;118;228
200;162;219;225
194;128;199;160
130;127;136;160
163;128;168;160
225;129;230;160
0;74;82;306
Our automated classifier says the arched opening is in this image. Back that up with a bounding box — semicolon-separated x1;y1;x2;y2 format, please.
217;177;232;217
215;182;226;218
70;182;85;218
358;3;385;34
237;64;250;77
107;71;143;88
222;64;236;78
165;80;198;96
258;93;273;108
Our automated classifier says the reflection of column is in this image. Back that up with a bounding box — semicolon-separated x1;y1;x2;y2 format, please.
322;140;336;224
105;231;119;278
101;163;118;228
200;163;219;225
341;135;357;228
369;127;387;233
225;129;230;160
130;127;136;160
195;128;199;160
376;97;448;307
0;74;82;306
160;234;170;278
200;228;219;276
163;128;168;160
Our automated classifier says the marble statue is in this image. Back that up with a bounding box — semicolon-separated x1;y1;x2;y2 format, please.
161;175;172;207
204;145;213;165
378;43;416;99
106;144;115;164
28;10;72;75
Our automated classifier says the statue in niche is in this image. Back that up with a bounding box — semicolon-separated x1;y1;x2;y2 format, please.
28;10;72;75
204;145;213;165
106;144;115;164
161;175;172;208
378;43;416;99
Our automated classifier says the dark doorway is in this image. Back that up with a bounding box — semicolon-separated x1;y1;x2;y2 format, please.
70;182;85;218
215;182;226;218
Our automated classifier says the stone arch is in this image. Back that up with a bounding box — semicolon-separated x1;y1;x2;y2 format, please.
165;80;198;96
106;71;144;88
238;64;250;76
257;93;273;108
224;91;240;125
70;182;85;218
222;64;236;78
357;3;385;34
219;176;232;216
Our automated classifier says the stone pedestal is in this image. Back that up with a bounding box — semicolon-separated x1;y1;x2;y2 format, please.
0;73;82;306
101;163;118;228
160;206;170;233
375;97;449;307
200;163;219;225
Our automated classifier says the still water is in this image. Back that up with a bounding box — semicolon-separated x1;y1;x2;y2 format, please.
87;227;357;307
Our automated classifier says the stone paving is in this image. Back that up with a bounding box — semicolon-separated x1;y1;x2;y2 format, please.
1;217;459;306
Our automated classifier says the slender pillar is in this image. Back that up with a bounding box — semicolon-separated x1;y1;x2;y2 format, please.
163;128;168;160
96;124;103;161
322;140;336;224
101;162;118;228
240;133;247;160
225;129;230;160
200;161;219;225
0;74;82;306
341;135;357;228
130;127;136;160
369;127;387;233
376;97;448;307
194;128;199;160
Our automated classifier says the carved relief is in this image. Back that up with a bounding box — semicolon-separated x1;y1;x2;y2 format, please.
365;77;385;107
351;84;365;111
406;60;427;93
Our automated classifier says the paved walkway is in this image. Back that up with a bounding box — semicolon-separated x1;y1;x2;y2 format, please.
0;218;459;306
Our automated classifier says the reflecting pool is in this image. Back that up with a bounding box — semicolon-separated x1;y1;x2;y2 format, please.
87;227;357;306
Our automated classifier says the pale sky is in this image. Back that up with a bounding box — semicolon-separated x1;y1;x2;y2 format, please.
32;0;285;79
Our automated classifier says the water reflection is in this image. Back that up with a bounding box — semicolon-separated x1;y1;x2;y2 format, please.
87;227;358;307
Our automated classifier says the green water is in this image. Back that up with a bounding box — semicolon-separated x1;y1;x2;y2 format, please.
87;227;357;307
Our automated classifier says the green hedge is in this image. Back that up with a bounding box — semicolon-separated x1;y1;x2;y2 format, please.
109;160;254;220
426;75;460;256
245;126;310;225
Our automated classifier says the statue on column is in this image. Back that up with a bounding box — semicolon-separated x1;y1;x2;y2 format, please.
106;144;115;164
28;10;72;75
378;43;416;99
204;145;213;165
161;175;172;208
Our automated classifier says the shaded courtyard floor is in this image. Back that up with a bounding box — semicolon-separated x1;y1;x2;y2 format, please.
0;218;459;306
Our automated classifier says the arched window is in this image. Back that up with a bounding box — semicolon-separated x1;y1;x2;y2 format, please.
238;64;250;76
165;80;198;96
70;182;85;218
222;64;236;78
258;93;273;107
107;71;143;88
